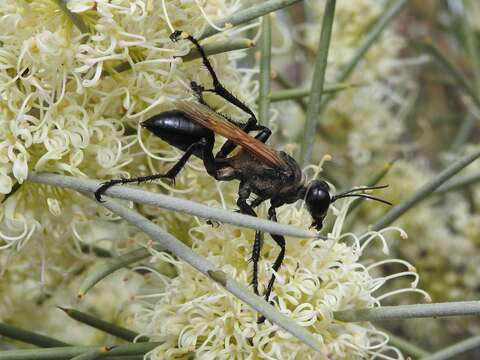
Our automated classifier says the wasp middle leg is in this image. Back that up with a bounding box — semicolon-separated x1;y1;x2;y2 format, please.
95;112;219;201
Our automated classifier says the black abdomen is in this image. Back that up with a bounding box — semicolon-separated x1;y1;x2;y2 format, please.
141;110;214;152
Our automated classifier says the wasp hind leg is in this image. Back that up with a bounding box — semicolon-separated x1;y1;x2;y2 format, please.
95;137;217;202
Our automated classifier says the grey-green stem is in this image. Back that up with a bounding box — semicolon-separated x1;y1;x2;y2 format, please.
199;0;303;40
334;301;480;322
300;0;336;167
27;173;321;240
92;195;323;354
372;149;480;231
422;334;480;360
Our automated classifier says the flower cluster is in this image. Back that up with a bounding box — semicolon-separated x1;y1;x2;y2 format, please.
0;0;248;259
0;1;431;359
0;0;250;340
133;191;422;359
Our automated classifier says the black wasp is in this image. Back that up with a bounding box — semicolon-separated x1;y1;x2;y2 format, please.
95;30;391;316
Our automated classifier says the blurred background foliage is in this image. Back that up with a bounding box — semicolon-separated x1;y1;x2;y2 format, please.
266;0;480;354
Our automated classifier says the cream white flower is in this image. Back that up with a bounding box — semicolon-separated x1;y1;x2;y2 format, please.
0;0;249;253
133;196;422;359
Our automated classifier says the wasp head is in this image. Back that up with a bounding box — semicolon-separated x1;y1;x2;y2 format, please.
304;180;331;231
304;181;392;231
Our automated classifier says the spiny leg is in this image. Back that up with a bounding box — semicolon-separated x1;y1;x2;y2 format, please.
250;197;266;209
189;75;273;160
95;138;212;202
170;30;257;121
258;206;286;324
170;30;272;158
236;183;263;296
251;232;263;296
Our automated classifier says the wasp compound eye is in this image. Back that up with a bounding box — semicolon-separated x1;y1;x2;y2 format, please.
305;180;331;228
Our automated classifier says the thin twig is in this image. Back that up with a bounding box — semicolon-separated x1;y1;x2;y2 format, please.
423;39;480;109
382;329;430;358
258;15;272;125
334;301;480;322
91;195;323;354
422;334;480;360
340;159;396;233
435;171;480;195
199;0;303;40
54;0;89;34
114;38;254;74
268;83;357;102
300;0;336;167
272;71;308;109
449;114;476;152
372;149;480;231
27;173;321;240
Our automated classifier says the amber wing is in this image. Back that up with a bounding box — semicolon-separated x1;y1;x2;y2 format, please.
176;101;286;168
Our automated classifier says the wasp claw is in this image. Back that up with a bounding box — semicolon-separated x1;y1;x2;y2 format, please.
95;184;109;202
169;30;183;42
95;193;104;202
190;81;205;95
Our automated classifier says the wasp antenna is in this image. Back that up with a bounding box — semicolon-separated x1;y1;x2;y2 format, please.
334;184;389;198
331;193;392;206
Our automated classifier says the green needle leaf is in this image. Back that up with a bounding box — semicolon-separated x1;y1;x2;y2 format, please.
78;247;156;297
382;330;430;358
268;83;358;102
113;38;254;74
300;0;336;166
258;15;272;125
182;38;254;62
70;349;108;360
58;307;148;342
372;149;480;231
334;301;480;322
0;342;162;360
199;0;303;40
435;172;480;195
0;322;68;348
